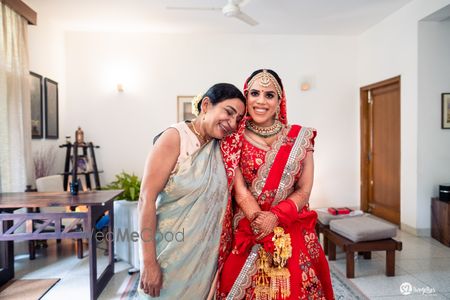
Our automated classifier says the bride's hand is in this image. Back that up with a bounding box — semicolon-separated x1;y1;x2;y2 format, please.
140;261;163;297
251;211;279;240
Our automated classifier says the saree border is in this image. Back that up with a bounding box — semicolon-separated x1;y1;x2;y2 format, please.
250;126;291;198
226;244;260;300
273;127;315;205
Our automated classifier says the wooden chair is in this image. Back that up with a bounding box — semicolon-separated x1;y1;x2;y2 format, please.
29;175;84;259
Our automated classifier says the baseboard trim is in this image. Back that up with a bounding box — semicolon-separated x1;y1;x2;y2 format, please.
401;223;431;236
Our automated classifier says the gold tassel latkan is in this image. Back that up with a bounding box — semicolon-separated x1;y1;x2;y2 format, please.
254;227;292;300
255;247;271;300
269;267;291;299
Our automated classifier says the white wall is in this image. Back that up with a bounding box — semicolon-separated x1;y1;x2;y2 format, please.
418;20;450;231
25;0;450;234
357;0;450;233
63;32;358;208
28;19;66;180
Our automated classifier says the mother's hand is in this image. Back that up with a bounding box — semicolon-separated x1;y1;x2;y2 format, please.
140;261;163;297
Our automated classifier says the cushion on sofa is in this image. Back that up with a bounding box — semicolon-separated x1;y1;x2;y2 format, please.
315;208;364;225
329;215;397;242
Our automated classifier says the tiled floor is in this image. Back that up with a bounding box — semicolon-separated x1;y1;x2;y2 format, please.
329;230;450;299
13;240;131;299
11;230;450;299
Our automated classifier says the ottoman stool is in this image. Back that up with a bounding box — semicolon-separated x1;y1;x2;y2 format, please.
325;215;402;278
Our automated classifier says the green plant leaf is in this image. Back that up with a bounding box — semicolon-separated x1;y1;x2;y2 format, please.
104;170;141;201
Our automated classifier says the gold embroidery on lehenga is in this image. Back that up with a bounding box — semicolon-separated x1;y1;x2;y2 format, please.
298;253;326;300
303;230;321;260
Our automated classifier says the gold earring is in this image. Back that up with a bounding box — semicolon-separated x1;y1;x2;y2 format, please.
275;106;280;119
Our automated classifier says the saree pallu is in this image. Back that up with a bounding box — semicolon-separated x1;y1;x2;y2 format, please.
218;125;334;300
138;139;228;299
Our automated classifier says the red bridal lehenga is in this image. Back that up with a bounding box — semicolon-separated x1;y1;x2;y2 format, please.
218;124;335;300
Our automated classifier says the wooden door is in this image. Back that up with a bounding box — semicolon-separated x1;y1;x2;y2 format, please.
360;76;401;225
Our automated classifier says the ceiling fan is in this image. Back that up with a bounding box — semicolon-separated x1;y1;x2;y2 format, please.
166;0;259;26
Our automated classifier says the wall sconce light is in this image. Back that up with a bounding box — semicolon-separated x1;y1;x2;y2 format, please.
301;82;311;91
300;75;314;92
117;83;124;93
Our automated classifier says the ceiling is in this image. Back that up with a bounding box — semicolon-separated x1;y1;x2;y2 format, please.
25;0;415;35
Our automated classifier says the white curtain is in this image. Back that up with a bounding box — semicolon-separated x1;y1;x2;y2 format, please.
0;4;34;192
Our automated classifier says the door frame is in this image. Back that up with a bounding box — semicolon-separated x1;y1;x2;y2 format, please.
360;76;401;218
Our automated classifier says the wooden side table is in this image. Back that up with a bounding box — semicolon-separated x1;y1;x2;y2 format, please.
431;197;450;247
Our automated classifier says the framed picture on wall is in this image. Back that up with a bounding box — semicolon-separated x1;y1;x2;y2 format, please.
442;93;450;129
30;72;43;139
44;78;59;139
177;95;196;122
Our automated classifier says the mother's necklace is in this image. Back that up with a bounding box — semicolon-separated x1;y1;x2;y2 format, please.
191;120;211;144
246;120;283;138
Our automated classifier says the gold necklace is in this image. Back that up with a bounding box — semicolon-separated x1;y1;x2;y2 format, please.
191;120;211;144
246;120;283;138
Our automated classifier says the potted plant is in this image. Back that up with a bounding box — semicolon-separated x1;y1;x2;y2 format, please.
105;171;141;201
104;171;141;272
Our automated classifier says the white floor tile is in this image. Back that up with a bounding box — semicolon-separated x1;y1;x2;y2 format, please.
329;255;396;278
409;270;450;293
12;239;133;300
396;258;450;273
349;273;426;297
370;293;447;299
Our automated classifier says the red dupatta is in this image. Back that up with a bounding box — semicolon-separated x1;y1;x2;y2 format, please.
256;125;301;200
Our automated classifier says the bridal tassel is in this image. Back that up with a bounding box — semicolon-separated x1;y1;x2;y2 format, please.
254;227;292;300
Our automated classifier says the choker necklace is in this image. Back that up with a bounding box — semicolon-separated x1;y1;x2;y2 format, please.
191;120;211;144
246;120;283;138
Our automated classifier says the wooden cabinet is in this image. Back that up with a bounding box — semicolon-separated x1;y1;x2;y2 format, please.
431;198;450;247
